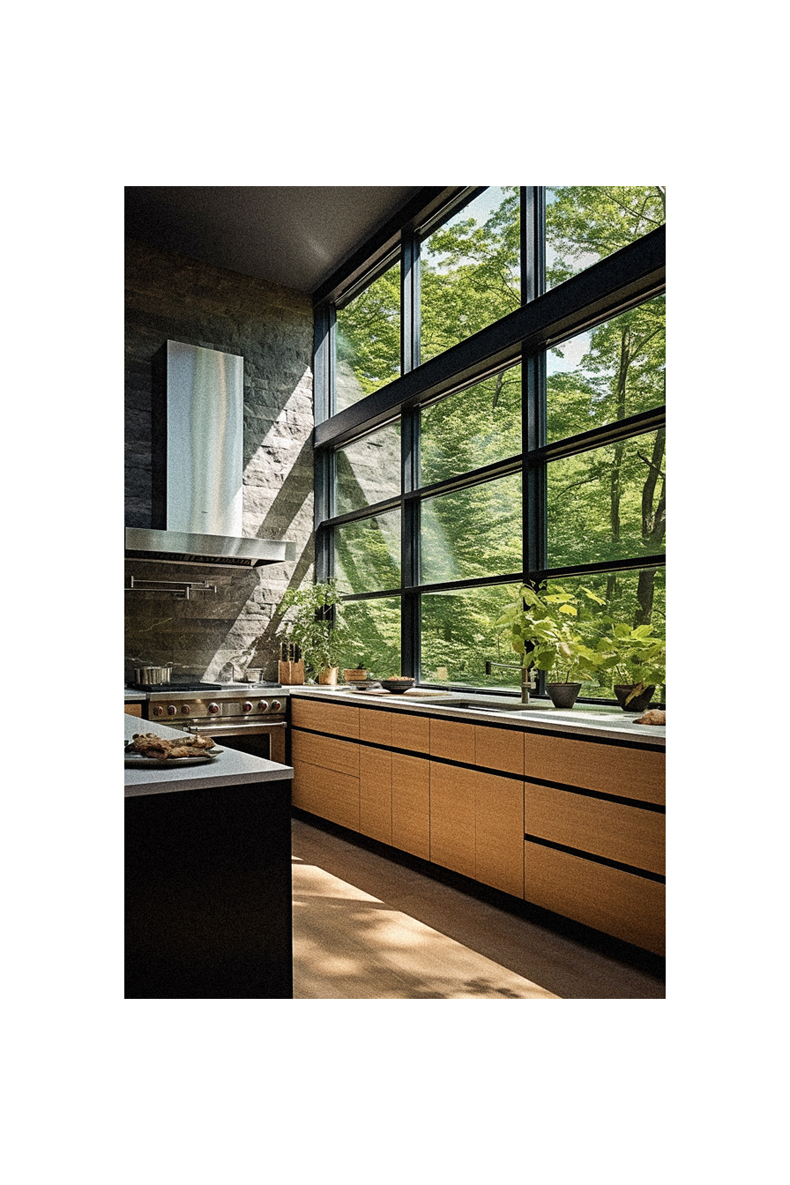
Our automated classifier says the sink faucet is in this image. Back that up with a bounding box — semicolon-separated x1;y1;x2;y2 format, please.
485;660;536;705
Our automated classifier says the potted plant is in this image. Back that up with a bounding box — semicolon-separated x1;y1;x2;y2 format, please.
277;579;347;685
596;622;666;712
495;584;605;707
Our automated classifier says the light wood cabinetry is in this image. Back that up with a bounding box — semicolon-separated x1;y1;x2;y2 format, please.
124;702;143;717
289;696;665;955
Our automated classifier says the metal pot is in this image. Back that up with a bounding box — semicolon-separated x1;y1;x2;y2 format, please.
133;664;173;685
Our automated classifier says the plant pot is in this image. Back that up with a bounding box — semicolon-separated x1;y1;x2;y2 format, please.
318;667;339;686
614;684;656;713
546;682;582;709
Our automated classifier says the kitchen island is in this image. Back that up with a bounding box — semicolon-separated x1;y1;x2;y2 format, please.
124;715;293;998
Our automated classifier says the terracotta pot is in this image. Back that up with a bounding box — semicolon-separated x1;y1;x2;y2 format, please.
546;682;582;709
614;684;656;713
318;667;339;686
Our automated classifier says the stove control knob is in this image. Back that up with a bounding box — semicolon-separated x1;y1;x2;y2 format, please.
242;700;253;713
181;704;190;714
270;700;282;713
208;703;220;715
258;700;269;712
153;705;164;717
167;705;177;715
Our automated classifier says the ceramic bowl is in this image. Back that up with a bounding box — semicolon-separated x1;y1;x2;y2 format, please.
381;678;415;694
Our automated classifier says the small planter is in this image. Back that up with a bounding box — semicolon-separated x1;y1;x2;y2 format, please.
318;666;339;686
546;682;582;709
614;684;656;713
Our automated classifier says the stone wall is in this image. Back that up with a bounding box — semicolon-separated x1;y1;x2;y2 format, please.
125;239;315;684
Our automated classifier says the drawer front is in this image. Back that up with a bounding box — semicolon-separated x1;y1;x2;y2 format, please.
291;730;359;779
429;717;475;764
524;782;665;875
359;708;392;747
524;840;665;955
524;732;665;805
291;698;360;740
391;753;430;860
396;712;430;754
124;703;143;717
429;763;476;878
292;760;360;831
359;746;392;844
474;773;525;898
475;724;524;776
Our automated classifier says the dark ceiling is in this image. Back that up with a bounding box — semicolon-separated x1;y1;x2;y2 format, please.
125;186;424;295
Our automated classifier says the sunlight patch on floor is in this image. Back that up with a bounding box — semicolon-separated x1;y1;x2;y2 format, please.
292;856;560;1000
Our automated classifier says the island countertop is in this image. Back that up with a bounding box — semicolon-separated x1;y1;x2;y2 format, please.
124;714;293;797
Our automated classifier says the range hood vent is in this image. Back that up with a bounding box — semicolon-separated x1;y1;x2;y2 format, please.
126;341;293;569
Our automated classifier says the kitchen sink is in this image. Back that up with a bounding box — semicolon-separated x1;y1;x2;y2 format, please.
437;699;554;712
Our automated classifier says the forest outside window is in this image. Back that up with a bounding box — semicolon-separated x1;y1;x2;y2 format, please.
335;261;401;413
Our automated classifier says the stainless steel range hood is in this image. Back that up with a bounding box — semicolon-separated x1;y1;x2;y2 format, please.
126;341;294;569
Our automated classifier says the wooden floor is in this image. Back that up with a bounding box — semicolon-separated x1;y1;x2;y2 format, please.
291;817;665;1000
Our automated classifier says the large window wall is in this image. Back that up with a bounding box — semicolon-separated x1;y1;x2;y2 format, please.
313;187;666;701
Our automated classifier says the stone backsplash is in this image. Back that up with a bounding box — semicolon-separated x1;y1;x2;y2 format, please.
125;239;315;684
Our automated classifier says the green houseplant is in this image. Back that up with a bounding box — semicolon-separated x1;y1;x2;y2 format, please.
596;622;666;711
495;584;605;707
278;579;346;685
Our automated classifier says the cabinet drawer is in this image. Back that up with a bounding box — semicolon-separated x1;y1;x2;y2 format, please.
524;840;665;955
524;782;665;875
359;708;392;747
475;724;524;776
291;730;359;779
292;760;360;831
429;717;475;764
397;712;430;754
391;753;430;860
291;698;360;739
124;703;143;717
524;732;665;805
359;747;392;844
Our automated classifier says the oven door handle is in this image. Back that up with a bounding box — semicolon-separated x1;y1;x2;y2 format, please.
184;721;286;736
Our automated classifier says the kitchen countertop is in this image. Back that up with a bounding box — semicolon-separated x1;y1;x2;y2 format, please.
287;685;666;746
124;714;293;797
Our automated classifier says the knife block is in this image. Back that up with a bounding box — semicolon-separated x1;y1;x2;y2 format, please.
278;660;305;685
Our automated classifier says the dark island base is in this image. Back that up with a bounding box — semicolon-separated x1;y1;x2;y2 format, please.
126;780;293;999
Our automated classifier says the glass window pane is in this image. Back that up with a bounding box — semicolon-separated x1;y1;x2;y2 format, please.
546;186;666;290
547;430;666;568
543;571;666;702
335;422;401;515
420;366;521;486
335;263;401;412
334;510;401;595
547;296;665;442
420;187;520;364
421;584;521;689
420;474;522;586
335;597;401;679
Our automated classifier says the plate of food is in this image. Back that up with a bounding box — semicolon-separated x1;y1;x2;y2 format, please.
124;732;223;767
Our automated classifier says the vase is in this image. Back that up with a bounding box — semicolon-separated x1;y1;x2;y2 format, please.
614;684;656;713
546;682;582;709
318;667;339;686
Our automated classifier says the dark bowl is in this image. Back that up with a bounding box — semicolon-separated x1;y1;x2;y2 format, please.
381;678;415;694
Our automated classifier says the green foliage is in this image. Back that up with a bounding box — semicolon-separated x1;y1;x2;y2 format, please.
278;579;346;674
594;622;666;698
495;584;607;683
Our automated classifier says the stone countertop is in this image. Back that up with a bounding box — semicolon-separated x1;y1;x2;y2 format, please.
287;685;666;747
124;714;293;798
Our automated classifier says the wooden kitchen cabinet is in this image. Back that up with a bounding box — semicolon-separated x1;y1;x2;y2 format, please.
290;726;360;831
359;746;392;844
524;731;664;806
430;763;525;897
291;697;360;740
391;753;430;860
124;702;143;717
429;762;476;879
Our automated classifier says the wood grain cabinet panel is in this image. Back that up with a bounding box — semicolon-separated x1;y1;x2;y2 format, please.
524;840;665;956
292;761;360;831
291;698;360;740
475;725;524;776
391;754;430;860
124;703;143;717
524;783;665;875
396;712;430;754
523;733;665;806
474;774;525;897
359;709;392;747
429;717;476;764
429;763;476;878
291;730;359;779
359;746;392;844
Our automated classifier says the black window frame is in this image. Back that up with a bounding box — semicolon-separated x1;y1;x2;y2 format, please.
313;187;666;698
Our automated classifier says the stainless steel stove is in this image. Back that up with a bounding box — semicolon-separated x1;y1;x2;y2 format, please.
143;683;287;764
